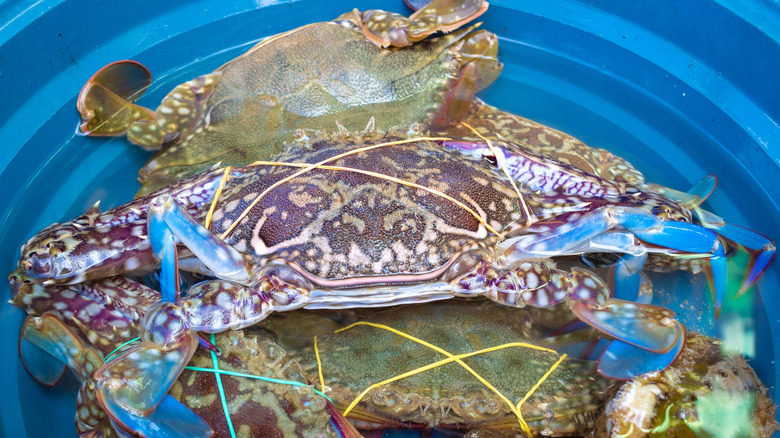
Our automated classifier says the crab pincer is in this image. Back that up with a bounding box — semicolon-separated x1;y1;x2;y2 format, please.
355;0;488;48
649;175;776;308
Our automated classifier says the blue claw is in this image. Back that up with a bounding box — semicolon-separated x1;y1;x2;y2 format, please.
694;208;775;297
708;221;775;297
95;331;199;416
148;203;179;303
707;244;727;318
19;326;66;386
597;328;685;380
739;248;776;297
571;299;682;353
629;220;720;255
147;194;250;288
100;391;213;438
629;219;727;316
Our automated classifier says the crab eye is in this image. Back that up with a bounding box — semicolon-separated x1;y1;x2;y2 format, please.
483;153;498;166
47;240;67;254
652;205;672;219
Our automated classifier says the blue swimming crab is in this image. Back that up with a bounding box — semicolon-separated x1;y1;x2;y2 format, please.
9;276;360;437
14;119;775;434
77;0;500;196
275;300;610;435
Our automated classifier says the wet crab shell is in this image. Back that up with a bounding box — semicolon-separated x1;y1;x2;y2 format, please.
77;0;502;197
200;128;689;286
269;300;610;435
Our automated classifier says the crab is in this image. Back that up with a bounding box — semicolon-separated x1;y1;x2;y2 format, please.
16;118;776;433
587;332;779;438
77;0;501;196
9;273;360;438
269;300;610;436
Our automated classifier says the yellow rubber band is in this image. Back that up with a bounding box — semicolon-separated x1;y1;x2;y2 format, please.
515;352;568;411
220;136;452;239
460;122;533;228
314;335;326;393
318;321;566;436
204;166;232;230
247;161;500;237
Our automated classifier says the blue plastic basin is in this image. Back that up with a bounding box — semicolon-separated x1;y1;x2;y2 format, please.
1;0;778;436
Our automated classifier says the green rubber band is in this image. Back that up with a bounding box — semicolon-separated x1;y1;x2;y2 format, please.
103;337;141;363
209;332;237;438
184;366;333;402
650;403;675;433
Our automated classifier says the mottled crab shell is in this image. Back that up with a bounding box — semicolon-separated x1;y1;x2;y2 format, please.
135;21;499;196
172;330;341;438
256;300;609;434
202;127;687;288
205;129;529;285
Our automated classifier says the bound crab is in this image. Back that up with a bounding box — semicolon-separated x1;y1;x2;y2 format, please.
10;276;359;437
15;119;774;434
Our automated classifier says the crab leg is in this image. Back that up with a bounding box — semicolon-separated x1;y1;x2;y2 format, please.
21;314;113;435
95;331;210;438
78;60;221;150
503;205;728;314
693;207;775;297
454;259;684;379
611;252;653;304
77;61;154;138
90;195;306;434
355;0;488;48
12;273;213;437
654;175;775;296
148;194;250;304
148;194;251;289
148;194;311;328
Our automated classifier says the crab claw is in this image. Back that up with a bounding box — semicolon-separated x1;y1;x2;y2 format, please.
694;208;776;298
628;219;728;317
597;330;686;380
98;388;213;438
571;299;683;353
95;330;209;437
653;175;775;300
571;299;686;380
77;61;155;138
19;325;66;386
505;206;729;317
357;0;488;47
20;314;115;434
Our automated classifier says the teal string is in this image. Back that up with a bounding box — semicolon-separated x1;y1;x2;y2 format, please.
101;332;332;438
209;332;237;438
184;366;332;402
103;337;141;362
